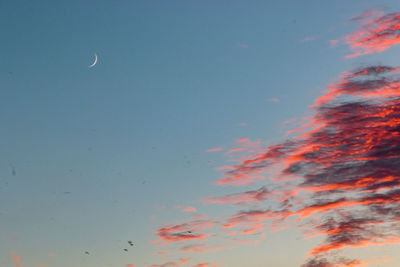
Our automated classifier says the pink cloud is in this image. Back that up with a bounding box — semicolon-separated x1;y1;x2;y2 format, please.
267;97;280;102
345;11;400;58
329;39;339;47
180;258;190;263
193;264;216;267
154;219;214;245
206;147;223;152
349;10;384;22
180;243;230;253
300;36;316;42
175;206;197;212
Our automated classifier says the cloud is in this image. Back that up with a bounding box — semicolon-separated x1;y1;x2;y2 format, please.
301;257;367;267
267;97;280;102
154;219;214;244
193;264;218;267
180;258;190;263
349;10;384;22
154;13;400;265
215;140;296;185
180;243;229;253
208;65;400;264
206;147;223;152
150;260;216;267
202;186;271;205
150;262;179;267
183;206;197;212
9;251;23;267
300;36;316;42
175;206;197;213
329;39;339;48
345;12;400;57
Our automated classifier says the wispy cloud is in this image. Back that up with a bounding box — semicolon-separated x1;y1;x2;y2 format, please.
349;10;384;22
193;264;218;267
202;187;271;205
175;206;197;213
346;11;400;58
267;97;280;103
180;243;230;253
329;39;339;48
300;36;316;42
301;257;367;267
154;219;214;245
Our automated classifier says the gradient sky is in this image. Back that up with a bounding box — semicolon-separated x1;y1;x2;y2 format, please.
2;1;400;266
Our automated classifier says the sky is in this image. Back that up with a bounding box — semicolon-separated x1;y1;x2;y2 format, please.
1;0;400;266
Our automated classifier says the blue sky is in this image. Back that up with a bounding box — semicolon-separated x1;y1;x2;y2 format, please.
2;1;400;266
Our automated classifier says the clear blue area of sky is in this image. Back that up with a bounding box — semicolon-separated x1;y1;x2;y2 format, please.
1;0;400;266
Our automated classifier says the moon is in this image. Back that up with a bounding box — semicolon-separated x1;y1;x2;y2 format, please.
89;53;98;68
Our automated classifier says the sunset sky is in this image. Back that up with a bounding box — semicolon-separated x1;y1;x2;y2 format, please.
2;1;400;266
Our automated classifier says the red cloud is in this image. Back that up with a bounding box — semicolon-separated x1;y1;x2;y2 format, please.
208;65;400;265
346;12;400;58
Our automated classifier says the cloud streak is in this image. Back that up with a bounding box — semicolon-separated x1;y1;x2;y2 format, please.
346;12;400;58
154;219;214;245
202;187;271;205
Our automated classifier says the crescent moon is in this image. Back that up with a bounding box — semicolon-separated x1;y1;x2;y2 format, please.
89;53;98;68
